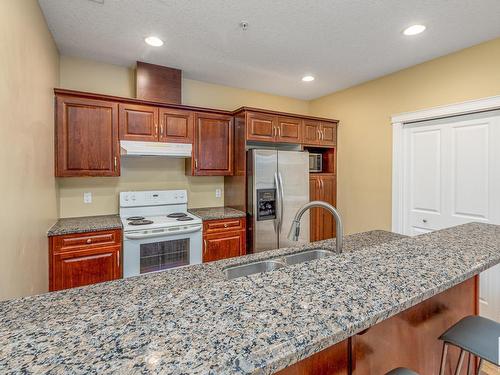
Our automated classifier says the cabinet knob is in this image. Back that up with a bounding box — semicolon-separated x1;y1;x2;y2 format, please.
86;239;92;244
423;219;428;223
224;223;228;228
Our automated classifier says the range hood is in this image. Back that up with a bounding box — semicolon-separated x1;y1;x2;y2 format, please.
120;140;192;157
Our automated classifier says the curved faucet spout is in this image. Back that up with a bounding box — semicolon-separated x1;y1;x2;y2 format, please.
287;200;344;253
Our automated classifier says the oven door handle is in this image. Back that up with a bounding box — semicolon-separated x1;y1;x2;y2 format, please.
124;225;202;239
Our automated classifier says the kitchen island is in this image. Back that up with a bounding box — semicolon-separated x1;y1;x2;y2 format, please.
0;224;499;374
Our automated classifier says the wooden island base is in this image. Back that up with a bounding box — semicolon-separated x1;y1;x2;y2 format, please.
278;277;477;375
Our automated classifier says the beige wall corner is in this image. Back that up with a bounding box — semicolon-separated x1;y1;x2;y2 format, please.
0;0;59;300
310;37;500;235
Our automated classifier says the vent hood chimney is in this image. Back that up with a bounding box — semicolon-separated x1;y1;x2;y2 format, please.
136;61;181;104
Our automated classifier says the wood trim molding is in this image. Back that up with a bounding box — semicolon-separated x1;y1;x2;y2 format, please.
233;106;339;123
54;89;340;123
54;88;233;116
391;122;404;234
391;94;500;124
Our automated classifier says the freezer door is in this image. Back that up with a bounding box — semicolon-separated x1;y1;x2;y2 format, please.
252;149;279;252
277;150;310;248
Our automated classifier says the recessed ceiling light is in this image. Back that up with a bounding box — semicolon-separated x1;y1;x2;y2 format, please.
403;24;426;36
145;36;164;47
302;75;315;82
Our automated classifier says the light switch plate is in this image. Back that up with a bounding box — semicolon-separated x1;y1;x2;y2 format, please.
84;192;92;204
215;188;222;198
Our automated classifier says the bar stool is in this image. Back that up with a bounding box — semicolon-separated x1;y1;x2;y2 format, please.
439;315;500;375
385;368;419;375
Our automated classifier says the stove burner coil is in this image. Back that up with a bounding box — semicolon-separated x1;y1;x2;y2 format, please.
167;212;188;218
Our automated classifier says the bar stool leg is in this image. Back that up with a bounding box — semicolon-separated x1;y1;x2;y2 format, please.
439;343;448;375
477;358;483;374
466;352;471;375
454;349;465;375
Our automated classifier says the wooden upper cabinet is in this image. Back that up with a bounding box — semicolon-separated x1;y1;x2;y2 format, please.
159;108;194;143
192;113;234;176
246;112;276;142
119;103;158;142
55;95;119;177
321;122;337;146
303;120;321;145
303;120;337;146
277;117;302;143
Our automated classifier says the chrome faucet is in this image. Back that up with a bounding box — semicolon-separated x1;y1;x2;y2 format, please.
288;200;344;253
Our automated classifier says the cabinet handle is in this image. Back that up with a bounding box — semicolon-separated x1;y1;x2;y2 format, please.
317;128;321;141
203;239;207;252
320;129;324;141
195;159;198;169
117;251;120;267
160;123;164;137
155;123;159;136
114;156;118;171
86;239;92;244
277;126;281;138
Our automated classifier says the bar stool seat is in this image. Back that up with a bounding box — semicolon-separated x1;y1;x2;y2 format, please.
385;368;419;375
439;315;500;375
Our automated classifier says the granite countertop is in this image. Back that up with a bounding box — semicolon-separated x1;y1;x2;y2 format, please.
2;224;499;374
188;206;246;221
47;215;123;236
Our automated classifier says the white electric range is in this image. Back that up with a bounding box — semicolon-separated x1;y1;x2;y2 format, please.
120;190;202;278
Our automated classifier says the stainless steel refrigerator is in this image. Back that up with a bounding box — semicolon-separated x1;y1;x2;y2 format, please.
248;149;309;252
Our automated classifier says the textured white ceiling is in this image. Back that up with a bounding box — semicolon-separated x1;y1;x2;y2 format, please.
38;0;500;100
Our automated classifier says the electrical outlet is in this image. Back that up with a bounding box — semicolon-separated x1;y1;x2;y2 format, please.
215;188;222;198
83;192;92;204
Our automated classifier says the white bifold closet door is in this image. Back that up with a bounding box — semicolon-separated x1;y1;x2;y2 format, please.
402;111;500;321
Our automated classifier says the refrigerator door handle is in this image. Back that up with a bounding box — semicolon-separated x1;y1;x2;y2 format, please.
278;172;285;233
274;172;281;233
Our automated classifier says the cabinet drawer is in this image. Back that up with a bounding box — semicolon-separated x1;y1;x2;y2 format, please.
203;218;245;234
53;230;121;252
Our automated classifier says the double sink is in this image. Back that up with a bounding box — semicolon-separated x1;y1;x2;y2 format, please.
224;249;333;280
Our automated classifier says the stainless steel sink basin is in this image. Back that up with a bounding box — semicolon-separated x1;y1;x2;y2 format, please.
225;260;285;280
284;249;333;265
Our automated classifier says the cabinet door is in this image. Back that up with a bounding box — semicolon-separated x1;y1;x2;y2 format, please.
277;117;302;144
309;176;322;242
159;108;194;144
56;96;119;177
119;103;159;141
52;246;120;291
203;231;244;262
303;120;321;145
246;112;276;142
319;175;337;239
320;122;337;146
193;113;234;176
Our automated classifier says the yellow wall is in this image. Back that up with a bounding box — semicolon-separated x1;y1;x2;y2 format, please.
58;56;310;217
0;0;59;299
310;37;500;235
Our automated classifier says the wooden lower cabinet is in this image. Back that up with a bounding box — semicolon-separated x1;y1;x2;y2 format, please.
310;174;337;241
202;218;246;262
49;230;122;291
278;277;477;375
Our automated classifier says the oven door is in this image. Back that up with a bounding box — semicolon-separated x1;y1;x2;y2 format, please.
123;224;202;278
